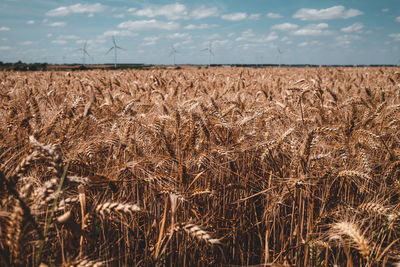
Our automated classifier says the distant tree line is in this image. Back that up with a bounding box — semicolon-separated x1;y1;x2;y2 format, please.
0;61;48;71
0;61;397;71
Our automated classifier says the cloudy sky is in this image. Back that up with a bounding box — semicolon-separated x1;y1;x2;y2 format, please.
0;0;399;65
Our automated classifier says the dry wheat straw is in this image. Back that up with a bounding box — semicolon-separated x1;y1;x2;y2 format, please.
1;67;399;266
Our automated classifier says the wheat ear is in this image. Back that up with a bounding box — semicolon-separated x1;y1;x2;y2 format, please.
331;221;370;258
95;202;141;217
180;223;221;245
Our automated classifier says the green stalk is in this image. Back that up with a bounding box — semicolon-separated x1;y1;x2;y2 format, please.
35;160;70;267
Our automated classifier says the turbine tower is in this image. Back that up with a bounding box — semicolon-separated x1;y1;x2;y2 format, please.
276;48;283;67
106;36;124;68
201;41;214;66
77;41;90;66
169;44;179;65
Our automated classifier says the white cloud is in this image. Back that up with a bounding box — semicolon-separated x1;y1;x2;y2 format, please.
1;38;8;41
133;3;187;20
341;22;364;33
221;12;247;21
0;27;10;31
335;34;362;48
48;22;66;27
293;6;363;21
389;33;400;41
265;31;278;41
206;33;221;40
52;35;82;45
70;4;105;14
249;14;261;20
76;40;92;45
396;17;400;22
113;14;125;19
239;43;257;50
184;24;217;30
382;8;389;12
298;41;321;47
51;40;67;45
142;36;159;46
174;39;193;48
236;29;278;42
266;12;282;19
59;35;79;40
18;41;34;46
293;23;332;36
213;39;229;47
0;46;11;51
271;23;299;31
46;3;106;17
47;33;53;38
168;33;190;39
46;7;69;17
103;30;135;37
190;6;219;19
118;20;179;30
26;20;35;25
281;37;292;44
236;29;255;40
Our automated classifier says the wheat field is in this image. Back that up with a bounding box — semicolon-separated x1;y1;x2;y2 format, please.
1;66;400;266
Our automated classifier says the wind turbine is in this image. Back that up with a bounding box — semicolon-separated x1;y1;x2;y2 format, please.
77;41;90;66
201;41;214;66
106;36;124;68
169;44;179;66
276;48;283;67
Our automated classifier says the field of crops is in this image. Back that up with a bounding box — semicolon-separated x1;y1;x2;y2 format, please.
1;66;400;266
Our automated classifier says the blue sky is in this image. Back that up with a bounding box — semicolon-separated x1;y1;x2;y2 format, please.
0;0;399;65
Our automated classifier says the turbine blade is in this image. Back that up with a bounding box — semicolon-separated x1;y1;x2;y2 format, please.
115;45;125;50
106;47;114;54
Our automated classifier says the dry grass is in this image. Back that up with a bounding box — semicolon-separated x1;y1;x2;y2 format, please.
0;66;400;266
